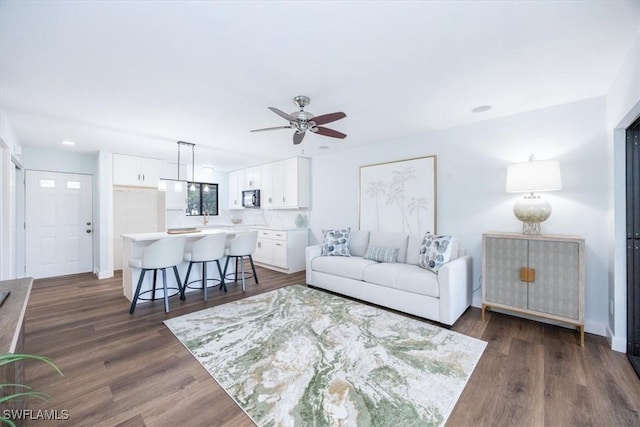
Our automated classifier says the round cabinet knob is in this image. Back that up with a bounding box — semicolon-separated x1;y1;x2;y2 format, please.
86;230;92;234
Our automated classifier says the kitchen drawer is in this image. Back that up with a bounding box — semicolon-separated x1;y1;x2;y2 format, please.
256;229;287;241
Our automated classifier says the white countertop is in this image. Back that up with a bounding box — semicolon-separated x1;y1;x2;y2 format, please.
122;228;234;242
122;226;308;242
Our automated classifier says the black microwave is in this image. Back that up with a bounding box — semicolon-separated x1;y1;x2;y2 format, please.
242;189;260;208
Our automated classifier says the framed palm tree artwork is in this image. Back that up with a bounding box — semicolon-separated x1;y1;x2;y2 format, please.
359;155;436;234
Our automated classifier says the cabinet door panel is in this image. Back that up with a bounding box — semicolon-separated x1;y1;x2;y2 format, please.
113;154;141;186
272;240;287;268
254;238;273;264
485;237;528;309
528;240;580;319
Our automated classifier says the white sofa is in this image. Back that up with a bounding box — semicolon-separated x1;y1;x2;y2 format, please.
305;230;472;326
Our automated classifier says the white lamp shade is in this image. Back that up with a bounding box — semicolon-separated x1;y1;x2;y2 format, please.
506;159;562;193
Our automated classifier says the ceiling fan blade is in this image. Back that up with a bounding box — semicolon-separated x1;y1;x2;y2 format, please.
311;112;346;126
250;125;292;132
314;126;347;139
268;107;295;121
293;131;305;145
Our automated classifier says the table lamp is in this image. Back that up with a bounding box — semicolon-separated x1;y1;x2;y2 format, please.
506;155;562;235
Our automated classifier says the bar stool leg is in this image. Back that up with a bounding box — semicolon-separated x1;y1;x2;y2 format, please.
130;269;147;314
162;268;170;313
203;261;208;302
152;269;158;301
184;262;193;290
216;260;227;292
240;256;246;292
249;254;259;284
173;266;185;300
235;257;239;283
222;256;231;284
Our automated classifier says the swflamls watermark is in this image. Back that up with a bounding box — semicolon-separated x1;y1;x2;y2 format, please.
2;409;70;421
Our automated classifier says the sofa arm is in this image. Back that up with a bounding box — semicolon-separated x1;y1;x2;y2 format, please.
305;245;322;285
437;255;473;326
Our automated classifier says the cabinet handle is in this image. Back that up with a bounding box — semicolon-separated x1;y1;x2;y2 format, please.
142;174;145;181
138;173;141;180
520;267;535;283
276;243;282;246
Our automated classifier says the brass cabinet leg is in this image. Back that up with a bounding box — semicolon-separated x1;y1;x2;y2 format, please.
578;325;585;347
482;304;487;322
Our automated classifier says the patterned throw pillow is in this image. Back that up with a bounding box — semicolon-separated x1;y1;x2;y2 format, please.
364;246;399;263
419;233;453;272
322;228;352;256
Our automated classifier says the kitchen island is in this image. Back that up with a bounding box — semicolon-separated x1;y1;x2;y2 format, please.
121;228;245;302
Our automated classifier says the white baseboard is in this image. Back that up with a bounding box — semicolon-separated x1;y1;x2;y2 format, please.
96;270;114;280
607;325;627;353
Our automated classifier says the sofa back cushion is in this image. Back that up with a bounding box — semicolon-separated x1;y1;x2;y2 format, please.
369;231;409;263
349;230;370;257
406;233;460;265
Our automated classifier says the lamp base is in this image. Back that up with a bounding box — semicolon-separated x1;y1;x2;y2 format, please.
513;194;551;235
522;222;542;235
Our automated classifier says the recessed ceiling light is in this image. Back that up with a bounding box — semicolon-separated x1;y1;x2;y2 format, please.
471;105;492;113
61;140;76;146
202;166;215;171
319;145;329;150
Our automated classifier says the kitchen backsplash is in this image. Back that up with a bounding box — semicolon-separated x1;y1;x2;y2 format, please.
165;208;311;230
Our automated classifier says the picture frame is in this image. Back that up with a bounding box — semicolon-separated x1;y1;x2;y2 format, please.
359;155;436;234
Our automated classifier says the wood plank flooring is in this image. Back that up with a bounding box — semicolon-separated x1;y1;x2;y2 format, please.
16;267;640;426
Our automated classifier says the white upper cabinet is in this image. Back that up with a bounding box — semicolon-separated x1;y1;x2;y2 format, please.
243;166;261;190
260;162;275;208
227;157;309;210
113;154;163;188
281;157;310;208
228;170;244;209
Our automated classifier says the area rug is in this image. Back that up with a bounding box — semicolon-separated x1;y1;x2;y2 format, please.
164;285;486;426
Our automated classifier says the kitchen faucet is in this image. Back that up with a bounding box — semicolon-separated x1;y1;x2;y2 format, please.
203;209;209;225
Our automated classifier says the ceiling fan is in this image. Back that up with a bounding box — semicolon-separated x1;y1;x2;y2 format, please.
250;95;347;145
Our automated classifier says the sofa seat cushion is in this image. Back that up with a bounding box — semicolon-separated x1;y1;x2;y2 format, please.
312;256;378;281
361;263;439;298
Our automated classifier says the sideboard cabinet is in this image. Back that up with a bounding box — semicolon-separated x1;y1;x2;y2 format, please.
482;232;585;345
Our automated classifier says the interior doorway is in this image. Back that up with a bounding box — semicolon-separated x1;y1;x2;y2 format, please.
25;170;93;279
627;115;640;377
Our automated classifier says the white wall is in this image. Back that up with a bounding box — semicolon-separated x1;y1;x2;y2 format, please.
311;97;610;336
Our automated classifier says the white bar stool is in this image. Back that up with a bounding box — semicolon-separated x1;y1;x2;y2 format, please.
129;237;186;314
223;231;259;292
183;233;227;301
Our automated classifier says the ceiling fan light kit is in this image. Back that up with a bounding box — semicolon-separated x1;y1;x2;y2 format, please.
250;95;347;145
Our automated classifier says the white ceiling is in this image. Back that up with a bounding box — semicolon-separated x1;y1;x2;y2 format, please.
1;1;639;171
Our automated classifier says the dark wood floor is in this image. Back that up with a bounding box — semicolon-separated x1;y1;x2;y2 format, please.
18;267;640;426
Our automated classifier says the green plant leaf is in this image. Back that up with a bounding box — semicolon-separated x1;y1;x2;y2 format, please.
0;353;63;376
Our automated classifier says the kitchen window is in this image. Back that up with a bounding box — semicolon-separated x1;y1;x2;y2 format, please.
186;182;218;216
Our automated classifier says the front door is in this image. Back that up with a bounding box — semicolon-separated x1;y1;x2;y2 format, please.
26;170;93;279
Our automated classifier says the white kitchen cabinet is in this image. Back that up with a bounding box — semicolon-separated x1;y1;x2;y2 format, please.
252;228;308;273
113;154;162;188
244;166;261;190
260;162;275;208
228;170;244;209
282;157;310;208
261;157;309;209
